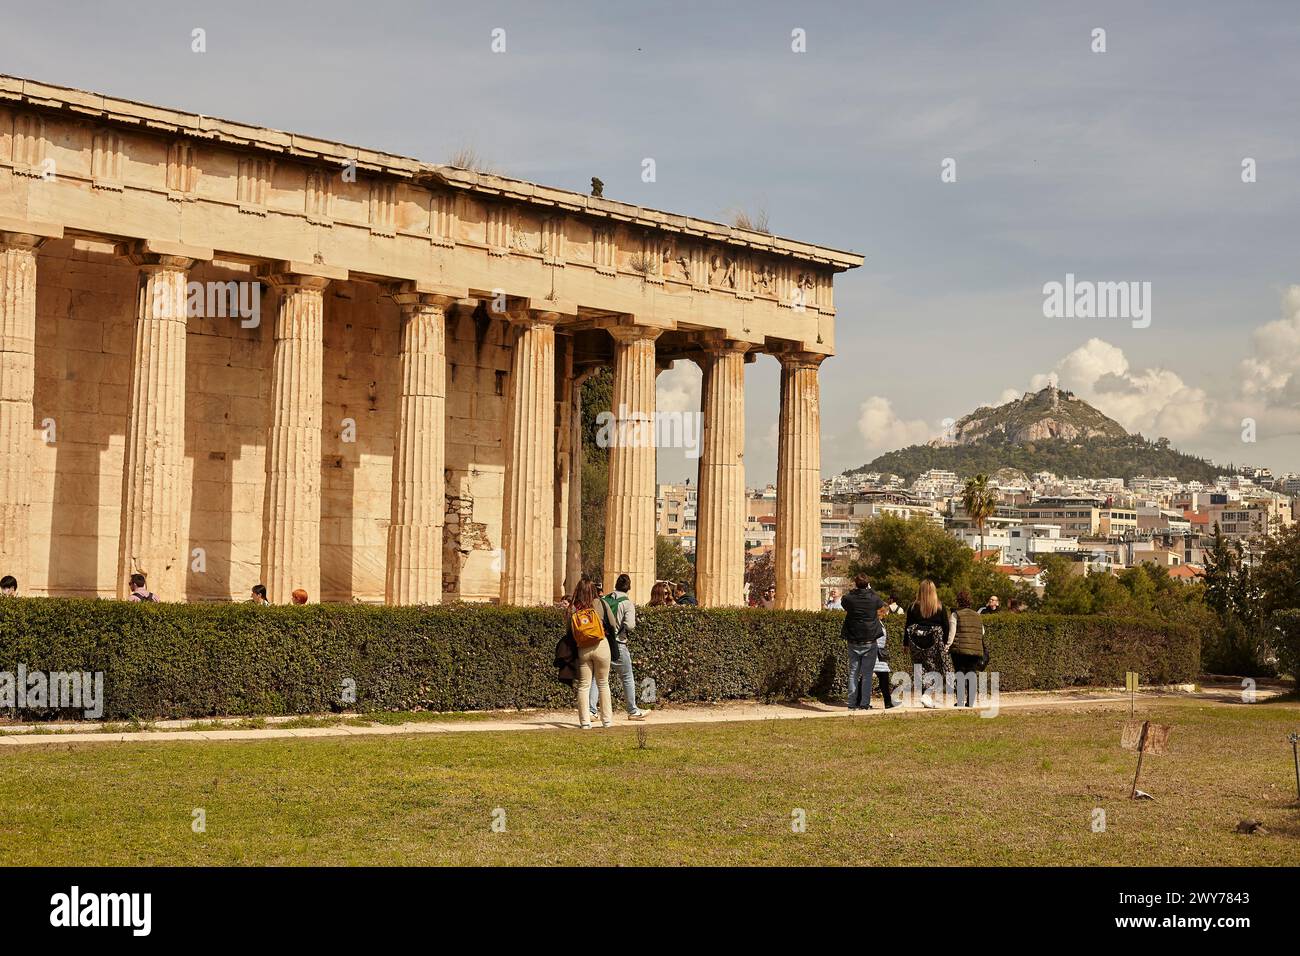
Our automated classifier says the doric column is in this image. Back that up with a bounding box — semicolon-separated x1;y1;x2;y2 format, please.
0;222;59;588
386;289;454;605
774;351;825;610
565;367;594;597
259;267;335;604
116;242;208;600
500;310;559;605
603;325;661;602
695;342;749;606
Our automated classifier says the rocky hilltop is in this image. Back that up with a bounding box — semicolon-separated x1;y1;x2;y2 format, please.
850;387;1228;482
936;387;1128;446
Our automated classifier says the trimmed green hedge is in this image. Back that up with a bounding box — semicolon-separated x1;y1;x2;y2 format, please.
0;599;1199;720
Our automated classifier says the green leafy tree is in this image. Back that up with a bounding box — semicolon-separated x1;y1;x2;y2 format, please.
848;513;1031;608
1198;523;1273;674
1253;523;1300;618
745;551;776;603
656;536;694;587
579;369;613;580
1037;554;1094;614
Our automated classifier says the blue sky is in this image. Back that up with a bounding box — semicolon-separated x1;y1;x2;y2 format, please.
6;0;1299;483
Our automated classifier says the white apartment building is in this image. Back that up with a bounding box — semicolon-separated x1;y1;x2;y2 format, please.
655;482;698;553
951;522;1079;564
911;469;962;498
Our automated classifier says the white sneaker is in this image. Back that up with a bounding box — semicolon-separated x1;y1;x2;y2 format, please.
627;710;647;720
580;723;592;730
601;721;613;728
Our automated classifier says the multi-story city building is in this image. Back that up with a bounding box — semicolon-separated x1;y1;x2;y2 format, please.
911;469;962;499
851;490;944;526
655;482;697;553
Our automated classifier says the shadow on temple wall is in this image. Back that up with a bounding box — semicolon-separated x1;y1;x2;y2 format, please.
38;242;128;597
321;282;398;602
183;263;270;602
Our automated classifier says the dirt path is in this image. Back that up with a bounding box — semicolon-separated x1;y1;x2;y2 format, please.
3;683;1280;749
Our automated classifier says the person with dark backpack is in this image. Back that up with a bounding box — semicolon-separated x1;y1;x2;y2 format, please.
589;573;647;721
126;572;157;602
904;579;953;708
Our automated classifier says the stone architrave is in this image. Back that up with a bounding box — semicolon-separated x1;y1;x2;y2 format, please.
694;341;749;606
603;325;661;602
774;351;825;610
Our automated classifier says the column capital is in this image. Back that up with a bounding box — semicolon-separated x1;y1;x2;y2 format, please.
608;324;663;345
696;337;752;364
116;239;212;270
502;306;564;328
255;259;348;290
389;280;466;314
774;349;828;371
392;290;459;316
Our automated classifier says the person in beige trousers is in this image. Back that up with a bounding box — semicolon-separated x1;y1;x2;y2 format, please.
569;578;612;728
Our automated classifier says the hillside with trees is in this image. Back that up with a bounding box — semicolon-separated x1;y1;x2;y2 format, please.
850;387;1231;482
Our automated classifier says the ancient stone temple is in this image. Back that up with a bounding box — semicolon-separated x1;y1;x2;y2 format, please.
0;76;861;608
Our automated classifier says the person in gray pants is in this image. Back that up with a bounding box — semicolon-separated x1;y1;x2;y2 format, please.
589;573;647;720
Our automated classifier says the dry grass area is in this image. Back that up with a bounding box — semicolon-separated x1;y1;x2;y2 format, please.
0;695;1296;865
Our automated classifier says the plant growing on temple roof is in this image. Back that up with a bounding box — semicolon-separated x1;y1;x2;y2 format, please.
729;207;771;234
445;145;502;176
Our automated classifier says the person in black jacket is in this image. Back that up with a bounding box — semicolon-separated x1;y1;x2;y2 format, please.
840;573;891;710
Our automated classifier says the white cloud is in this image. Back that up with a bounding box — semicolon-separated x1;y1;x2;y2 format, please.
1240;285;1300;405
655;361;700;414
857;396;935;454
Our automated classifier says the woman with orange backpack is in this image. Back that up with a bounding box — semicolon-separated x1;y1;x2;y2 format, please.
568;577;613;728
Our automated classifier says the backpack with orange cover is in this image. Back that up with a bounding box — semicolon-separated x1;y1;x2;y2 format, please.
570;607;606;648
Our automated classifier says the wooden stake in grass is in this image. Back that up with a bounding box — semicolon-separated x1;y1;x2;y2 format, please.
1125;671;1139;719
1121;719;1172;799
1290;732;1299;803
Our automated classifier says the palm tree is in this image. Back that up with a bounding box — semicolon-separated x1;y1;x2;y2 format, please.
961;474;999;562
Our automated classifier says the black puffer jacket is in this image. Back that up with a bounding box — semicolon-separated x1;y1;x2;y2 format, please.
840;587;885;644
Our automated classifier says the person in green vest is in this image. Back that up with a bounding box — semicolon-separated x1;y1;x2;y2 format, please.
950;592;988;708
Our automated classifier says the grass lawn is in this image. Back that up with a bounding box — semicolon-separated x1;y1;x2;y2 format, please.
1;696;1297;866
